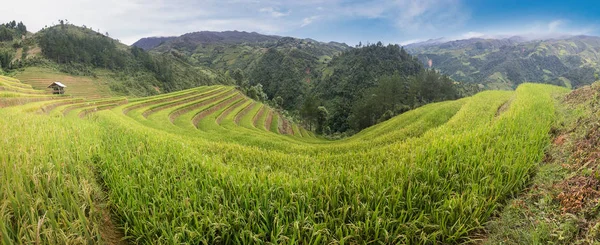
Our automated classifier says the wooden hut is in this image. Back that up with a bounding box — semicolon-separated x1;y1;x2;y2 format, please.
47;82;66;95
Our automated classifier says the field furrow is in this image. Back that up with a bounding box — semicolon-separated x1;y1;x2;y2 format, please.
192;93;243;128
122;87;212;114
0;76;573;244
216;97;249;125
234;101;256;125
141;87;226;118
168;89;237;123
252;104;267;130
60;98;127;117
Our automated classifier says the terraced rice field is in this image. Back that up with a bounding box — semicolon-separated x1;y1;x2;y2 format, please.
0;74;570;244
14;67;114;99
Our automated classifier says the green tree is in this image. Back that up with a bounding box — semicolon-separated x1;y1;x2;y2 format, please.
0;26;14;41
316;106;329;134
300;95;319;130
0;49;14;70
230;68;245;86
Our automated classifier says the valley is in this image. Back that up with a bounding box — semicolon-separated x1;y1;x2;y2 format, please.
2;74;586;243
1;9;600;243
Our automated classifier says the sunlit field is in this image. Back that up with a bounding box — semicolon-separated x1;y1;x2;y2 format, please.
0;75;569;244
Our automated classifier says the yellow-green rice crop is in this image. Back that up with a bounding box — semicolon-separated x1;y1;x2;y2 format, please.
0;77;569;244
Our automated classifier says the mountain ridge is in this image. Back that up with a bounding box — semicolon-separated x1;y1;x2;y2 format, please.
405;35;600;89
132;36;177;50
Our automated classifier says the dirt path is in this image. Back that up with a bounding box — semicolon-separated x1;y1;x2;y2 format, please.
40;99;84;114
495;97;514;117
62;99;126;116
98;205;127;245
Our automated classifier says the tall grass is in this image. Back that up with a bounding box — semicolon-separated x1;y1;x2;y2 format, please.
0;109;106;244
0;81;569;244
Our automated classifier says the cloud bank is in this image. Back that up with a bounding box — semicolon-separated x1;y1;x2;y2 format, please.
0;0;596;46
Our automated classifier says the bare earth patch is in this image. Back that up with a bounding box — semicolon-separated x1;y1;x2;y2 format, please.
99;206;127;245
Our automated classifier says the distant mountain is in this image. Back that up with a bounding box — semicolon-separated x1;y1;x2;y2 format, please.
405;35;600;90
132;36;176;50
160;31;280;47
404;37;447;48
133;30;351;113
135;31;350;73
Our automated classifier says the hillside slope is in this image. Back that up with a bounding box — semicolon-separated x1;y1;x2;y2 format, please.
140;31;349;73
138;32;467;135
484;82;600;244
0;74;570;244
132;36;176;50
406;36;600;90
1;23;231;98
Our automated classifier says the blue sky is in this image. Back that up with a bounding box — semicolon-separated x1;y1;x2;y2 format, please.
1;0;599;45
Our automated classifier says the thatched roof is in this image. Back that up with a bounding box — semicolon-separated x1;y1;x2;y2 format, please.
48;82;66;88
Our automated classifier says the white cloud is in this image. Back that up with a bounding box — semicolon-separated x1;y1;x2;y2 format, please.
438;19;597;42
333;0;469;31
548;19;563;32
259;7;290;18
0;0;471;45
301;16;320;27
461;31;484;39
1;0;593;47
399;39;424;45
0;0;297;44
394;0;469;31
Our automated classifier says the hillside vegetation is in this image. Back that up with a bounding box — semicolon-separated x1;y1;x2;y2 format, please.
315;43;472;133
1;24;467;137
143;31;348;73
142;32;468;134
407;36;600;90
0;74;570;244
0;20;28;72
0;22;231;98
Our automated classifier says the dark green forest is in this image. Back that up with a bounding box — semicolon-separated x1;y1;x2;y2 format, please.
315;43;461;134
242;42;465;134
0;20;27;71
3;21;467;136
34;23;228;96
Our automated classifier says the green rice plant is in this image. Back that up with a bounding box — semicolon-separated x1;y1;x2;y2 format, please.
0;108;108;244
0;77;571;244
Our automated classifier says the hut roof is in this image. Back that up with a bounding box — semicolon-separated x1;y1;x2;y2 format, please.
48;82;66;88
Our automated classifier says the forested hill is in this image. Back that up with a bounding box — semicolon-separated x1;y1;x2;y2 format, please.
313;43;465;134
132;36;176;50
139;32;466;134
8;23;231;96
1;21;465;136
405;35;600;90
135;30;350;73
